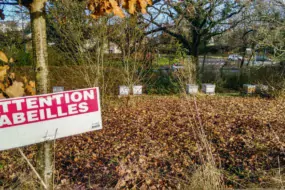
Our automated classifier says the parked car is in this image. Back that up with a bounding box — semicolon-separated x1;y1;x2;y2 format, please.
252;56;273;65
158;65;171;75
255;55;271;62
228;54;243;61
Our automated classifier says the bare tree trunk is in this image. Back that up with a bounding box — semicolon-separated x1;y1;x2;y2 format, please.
29;0;49;94
191;46;200;84
28;0;53;189
191;55;199;84
240;42;247;68
191;30;200;83
201;41;207;79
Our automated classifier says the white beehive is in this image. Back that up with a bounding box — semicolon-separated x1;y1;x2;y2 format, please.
186;84;198;95
243;84;256;94
256;84;269;94
119;86;130;96
202;84;215;95
133;85;143;95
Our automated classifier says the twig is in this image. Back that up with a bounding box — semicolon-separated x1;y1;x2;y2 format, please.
278;156;284;189
18;148;48;190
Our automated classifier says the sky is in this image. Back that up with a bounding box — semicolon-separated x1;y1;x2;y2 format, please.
0;2;30;27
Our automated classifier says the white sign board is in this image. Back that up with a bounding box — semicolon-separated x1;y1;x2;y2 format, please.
0;87;102;151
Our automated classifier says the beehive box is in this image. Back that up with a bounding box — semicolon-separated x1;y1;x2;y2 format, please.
202;84;215;95
186;84;198;95
243;84;256;94
119;86;130;96
133;85;143;95
53;86;64;93
256;84;269;94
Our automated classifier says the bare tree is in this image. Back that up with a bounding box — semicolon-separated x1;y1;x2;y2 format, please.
145;0;249;82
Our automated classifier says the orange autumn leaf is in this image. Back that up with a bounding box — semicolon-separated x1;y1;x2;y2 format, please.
109;0;125;18
88;0;152;18
9;73;15;80
0;83;5;91
0;51;8;63
0;65;9;81
126;0;137;14
29;81;36;88
22;76;28;84
138;0;148;14
25;81;36;95
9;57;14;63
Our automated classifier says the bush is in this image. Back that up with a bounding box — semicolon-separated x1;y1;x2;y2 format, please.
199;64;285;97
145;70;182;95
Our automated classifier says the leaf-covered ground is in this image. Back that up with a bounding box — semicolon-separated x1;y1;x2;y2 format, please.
0;96;284;189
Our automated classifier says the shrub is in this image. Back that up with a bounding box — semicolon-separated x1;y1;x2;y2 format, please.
145;70;182;95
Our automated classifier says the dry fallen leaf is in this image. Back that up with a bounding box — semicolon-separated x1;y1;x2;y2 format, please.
0;93;5;99
9;58;14;63
9;73;15;80
0;65;9;81
0;51;8;63
0;83;5;91
29;81;35;88
5;81;24;98
22;76;28;84
25;81;36;95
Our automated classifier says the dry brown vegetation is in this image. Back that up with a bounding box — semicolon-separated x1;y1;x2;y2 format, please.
0;95;284;189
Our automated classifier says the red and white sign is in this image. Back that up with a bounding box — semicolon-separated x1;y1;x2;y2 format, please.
0;87;102;151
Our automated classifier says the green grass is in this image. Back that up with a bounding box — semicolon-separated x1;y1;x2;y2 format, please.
155;56;171;66
154;54;183;66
